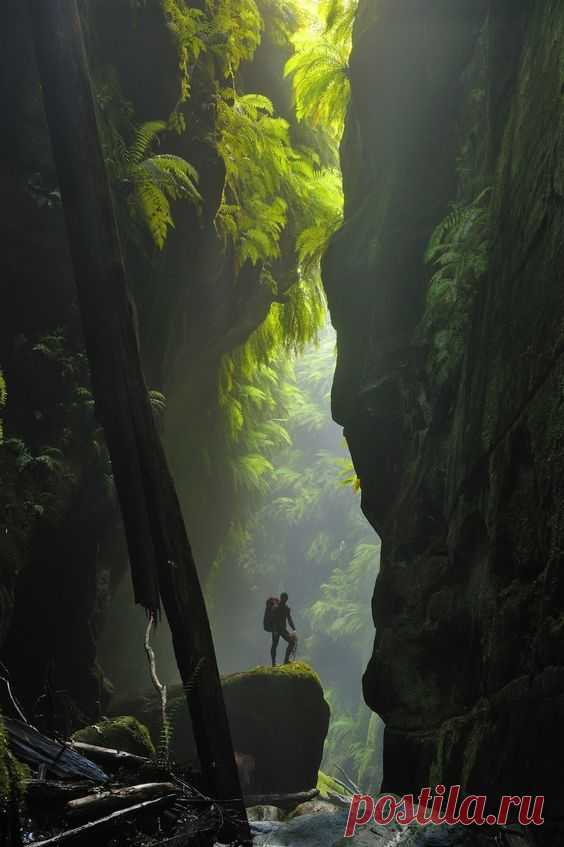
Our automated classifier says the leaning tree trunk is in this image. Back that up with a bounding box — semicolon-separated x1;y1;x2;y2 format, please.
25;1;249;841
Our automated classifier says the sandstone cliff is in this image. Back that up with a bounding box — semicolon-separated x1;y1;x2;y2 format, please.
324;1;564;834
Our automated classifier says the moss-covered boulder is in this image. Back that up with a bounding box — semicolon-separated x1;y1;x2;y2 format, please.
71;716;155;758
222;662;330;794
111;662;330;795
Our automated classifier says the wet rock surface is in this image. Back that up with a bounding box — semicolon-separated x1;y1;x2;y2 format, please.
249;810;533;847
324;0;564;837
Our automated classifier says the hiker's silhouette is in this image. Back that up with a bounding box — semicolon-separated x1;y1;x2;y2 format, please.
265;592;297;666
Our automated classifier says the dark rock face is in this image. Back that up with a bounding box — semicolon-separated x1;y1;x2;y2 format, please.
111;663;330;795
325;0;564;837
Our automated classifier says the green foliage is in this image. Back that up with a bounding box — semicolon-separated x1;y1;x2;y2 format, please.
423;186;492;382
160;0;265;117
0;713;28;803
157;657;205;765
307;541;379;647
297;169;344;276
206;0;263;76
257;0;305;47
162;0;207;106
285;0;357;142
120;121;201;249
216;91;304;268
317;770;352;799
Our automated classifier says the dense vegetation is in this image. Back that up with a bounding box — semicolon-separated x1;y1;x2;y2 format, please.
208;331;382;787
1;0;384;792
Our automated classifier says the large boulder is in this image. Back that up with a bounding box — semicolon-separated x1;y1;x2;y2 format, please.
222;663;330;794
110;662;330;795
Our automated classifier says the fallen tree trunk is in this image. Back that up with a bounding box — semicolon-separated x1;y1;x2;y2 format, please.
67;782;177;821
27;781;98;807
69;742;152;772
244;789;319;808
4;718;107;783
25;3;249;842
27;795;177;846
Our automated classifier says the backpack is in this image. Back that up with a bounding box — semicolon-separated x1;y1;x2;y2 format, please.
263;597;279;632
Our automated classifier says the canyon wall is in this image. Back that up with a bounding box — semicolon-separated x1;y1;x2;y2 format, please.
325;0;563;834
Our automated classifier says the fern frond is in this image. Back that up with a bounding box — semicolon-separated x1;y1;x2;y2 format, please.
127;121;167;165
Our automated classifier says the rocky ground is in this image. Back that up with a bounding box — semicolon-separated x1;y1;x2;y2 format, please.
247;806;533;847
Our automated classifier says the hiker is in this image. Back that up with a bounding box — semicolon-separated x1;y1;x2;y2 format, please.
264;592;297;666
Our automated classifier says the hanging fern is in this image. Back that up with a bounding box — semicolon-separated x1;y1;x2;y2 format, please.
297;168;344;276
423;186;492;381
206;0;263;76
111;120;202;249
285;0;358;142
215;91;298;268
162;0;207;109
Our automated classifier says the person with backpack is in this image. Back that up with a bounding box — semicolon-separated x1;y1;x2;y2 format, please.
263;592;297;666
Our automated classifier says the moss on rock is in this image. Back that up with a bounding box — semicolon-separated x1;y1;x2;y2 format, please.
316;771;352;799
0;713;28;803
223;661;322;688
72;716;155;758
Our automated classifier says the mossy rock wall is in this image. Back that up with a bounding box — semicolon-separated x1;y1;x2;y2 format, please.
325;0;564;838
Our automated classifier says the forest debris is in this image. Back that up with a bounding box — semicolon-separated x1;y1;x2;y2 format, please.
68;740;152;771
26;794;177;846
27;780;96;807
66;782;177;821
3;718;108;783
243;789;319;809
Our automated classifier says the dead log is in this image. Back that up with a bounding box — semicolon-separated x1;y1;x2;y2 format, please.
68;742;152;772
243;789;320;808
25;2;249;841
3;718;108;783
26;795;177;846
27;781;96;807
66;782;177;821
